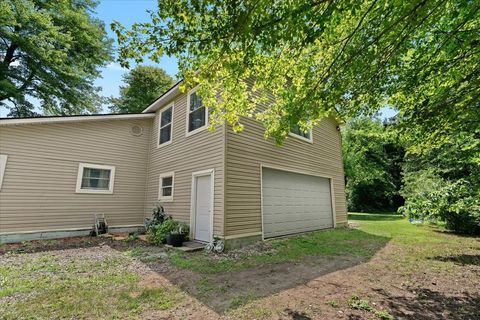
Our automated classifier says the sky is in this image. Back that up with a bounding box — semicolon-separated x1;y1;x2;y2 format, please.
94;0;178;102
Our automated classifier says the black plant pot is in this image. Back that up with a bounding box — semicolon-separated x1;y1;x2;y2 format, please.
166;233;184;247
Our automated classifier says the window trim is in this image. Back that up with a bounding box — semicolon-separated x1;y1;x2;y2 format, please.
75;163;116;194
0;155;8;190
157;102;174;148
158;171;175;202
289;127;313;143
185;86;208;137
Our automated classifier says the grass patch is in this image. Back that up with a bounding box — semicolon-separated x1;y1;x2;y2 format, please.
326;299;339;308
228;293;256;309
169;251;251;273
195;277;216;295
250;306;272;318
169;212;478;276
348;294;394;320
123;247;146;258
348;212;478;272
169;227;389;274
121;287;176;312
348;294;373;312
376;310;395;320
0;252;176;319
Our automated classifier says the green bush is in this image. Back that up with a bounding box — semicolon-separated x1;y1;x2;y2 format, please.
147;219;178;245
126;232;139;242
146;220;191;245
399;171;480;235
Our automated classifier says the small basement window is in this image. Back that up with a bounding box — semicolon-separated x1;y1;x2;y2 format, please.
187;87;207;134
159;172;174;201
290;124;313;142
0;154;7;190
158;104;173;146
76;163;115;194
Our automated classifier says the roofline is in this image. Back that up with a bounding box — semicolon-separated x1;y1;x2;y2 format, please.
140;79;346;125
142;80;182;113
0;113;155;126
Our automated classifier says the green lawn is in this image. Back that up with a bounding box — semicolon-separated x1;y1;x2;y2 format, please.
0;250;178;319
348;212;478;272
1;213;478;319
168;212;473;274
168;223;389;274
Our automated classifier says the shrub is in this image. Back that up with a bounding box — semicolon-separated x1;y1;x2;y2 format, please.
399;171;480;235
147;219;178;245
145;203;169;229
126;232;139;242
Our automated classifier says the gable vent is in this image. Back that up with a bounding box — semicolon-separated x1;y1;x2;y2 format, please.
130;125;143;136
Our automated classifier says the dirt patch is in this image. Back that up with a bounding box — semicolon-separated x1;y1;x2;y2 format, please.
223;244;480;320
0;235;150;255
144;238;479;319
151;253;367;313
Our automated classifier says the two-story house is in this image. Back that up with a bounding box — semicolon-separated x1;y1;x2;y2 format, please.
0;82;347;247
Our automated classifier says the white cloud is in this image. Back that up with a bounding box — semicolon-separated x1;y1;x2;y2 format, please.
106;62;128;71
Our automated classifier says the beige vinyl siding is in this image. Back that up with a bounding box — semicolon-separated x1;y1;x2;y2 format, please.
144;93;225;236
0;119;152;234
225;116;347;237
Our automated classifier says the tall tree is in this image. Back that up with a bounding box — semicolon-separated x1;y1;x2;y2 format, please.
5;100;39;118
112;0;479;148
0;0;113;117
342;117;404;212
399;124;480;234
113;0;479;232
109;65;174;114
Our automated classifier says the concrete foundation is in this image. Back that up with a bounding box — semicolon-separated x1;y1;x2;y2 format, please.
0;225;145;244
224;234;263;250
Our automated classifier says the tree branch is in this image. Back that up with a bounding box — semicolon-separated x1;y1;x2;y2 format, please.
2;42;18;67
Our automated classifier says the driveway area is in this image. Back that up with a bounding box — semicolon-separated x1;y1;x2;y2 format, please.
1;213;479;319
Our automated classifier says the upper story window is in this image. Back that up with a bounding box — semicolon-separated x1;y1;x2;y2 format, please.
186;87;207;135
76;163;115;194
290;125;313;143
0;154;8;190
158;104;173;146
159;172;174;201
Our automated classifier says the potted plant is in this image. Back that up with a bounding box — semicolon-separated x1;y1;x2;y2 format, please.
178;222;189;240
166;230;184;247
166;222;189;247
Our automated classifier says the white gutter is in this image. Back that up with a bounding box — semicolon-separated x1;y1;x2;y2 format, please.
142;81;182;113
0;113;155;126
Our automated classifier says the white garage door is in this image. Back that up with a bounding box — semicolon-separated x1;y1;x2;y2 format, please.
262;168;334;238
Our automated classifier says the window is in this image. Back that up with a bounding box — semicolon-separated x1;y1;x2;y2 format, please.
158;104;173;146
0;155;7;190
159;172;174;201
290;124;313;142
186;88;207;135
76;163;115;194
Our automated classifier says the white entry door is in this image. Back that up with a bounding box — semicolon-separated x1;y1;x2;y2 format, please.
193;174;212;242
